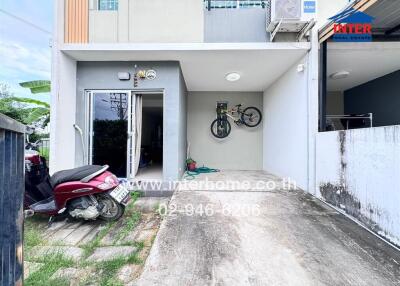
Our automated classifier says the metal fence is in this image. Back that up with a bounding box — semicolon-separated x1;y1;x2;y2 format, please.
0;114;25;286
37;138;50;162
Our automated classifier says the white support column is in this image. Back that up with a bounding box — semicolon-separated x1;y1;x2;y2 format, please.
50;0;78;173
307;27;320;195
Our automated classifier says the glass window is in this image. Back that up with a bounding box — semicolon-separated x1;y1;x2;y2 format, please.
99;0;118;11
206;1;266;10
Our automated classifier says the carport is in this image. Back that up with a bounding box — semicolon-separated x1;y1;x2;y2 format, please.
58;42;312;188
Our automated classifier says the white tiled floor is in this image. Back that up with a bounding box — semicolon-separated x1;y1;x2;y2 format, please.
135;164;163;181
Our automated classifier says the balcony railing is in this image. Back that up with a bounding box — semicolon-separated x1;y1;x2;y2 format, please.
204;0;268;10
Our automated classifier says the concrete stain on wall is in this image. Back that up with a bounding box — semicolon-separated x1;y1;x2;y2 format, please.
319;182;384;236
318;128;400;247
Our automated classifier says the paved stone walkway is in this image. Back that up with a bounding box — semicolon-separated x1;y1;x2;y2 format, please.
24;197;169;284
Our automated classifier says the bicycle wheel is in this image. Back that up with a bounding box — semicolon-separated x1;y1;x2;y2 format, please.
241;107;262;127
210;119;231;138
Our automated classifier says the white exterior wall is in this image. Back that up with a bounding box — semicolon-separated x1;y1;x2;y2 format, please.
129;0;204;43
50;52;77;173
188;92;263;170
316;126;400;246
263;56;309;189
51;0;78;173
317;0;350;29
89;11;118;43
88;0;204;43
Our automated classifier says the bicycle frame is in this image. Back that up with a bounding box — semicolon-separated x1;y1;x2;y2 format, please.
220;106;244;122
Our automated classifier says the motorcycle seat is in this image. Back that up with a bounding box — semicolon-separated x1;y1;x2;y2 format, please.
50;165;105;187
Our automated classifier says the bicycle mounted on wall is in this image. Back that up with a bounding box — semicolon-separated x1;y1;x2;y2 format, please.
210;103;262;138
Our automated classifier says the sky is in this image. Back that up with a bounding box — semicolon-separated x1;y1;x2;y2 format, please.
0;0;53;103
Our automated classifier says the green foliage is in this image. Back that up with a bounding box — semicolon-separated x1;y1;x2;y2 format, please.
9;97;50;108
82;222;116;257
24;228;43;252
24;253;74;286
0;82;50;126
95;257;127;286
19;80;51;94
24;107;50;124
114;211;141;242
29;132;49;142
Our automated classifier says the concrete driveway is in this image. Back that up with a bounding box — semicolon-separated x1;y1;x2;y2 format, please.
136;171;400;286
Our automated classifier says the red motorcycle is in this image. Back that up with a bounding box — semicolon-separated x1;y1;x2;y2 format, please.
25;151;130;221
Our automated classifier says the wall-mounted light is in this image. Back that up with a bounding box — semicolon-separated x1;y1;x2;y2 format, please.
330;71;350;80
118;72;130;81
225;72;241;82
297;64;305;73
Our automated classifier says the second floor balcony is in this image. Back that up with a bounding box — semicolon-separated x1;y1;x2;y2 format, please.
63;0;272;44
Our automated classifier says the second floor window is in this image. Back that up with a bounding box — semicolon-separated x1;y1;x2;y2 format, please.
99;0;118;11
205;0;266;10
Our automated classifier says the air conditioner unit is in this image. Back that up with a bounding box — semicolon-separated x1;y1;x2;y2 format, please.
267;0;316;33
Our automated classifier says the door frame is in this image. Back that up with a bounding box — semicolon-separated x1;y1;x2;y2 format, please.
85;89;164;179
130;89;165;180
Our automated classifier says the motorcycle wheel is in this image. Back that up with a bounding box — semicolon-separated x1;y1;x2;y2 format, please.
97;194;125;221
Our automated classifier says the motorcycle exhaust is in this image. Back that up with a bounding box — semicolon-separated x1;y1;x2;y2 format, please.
24;209;35;218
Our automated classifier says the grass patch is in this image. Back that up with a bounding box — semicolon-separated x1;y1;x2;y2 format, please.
93;248;144;285
112;191;142;242
130;191;142;201
81;222;115;257
114;211;141;242
24;216;47;253
126;252;142;265
24;228;43;251
24;253;74;286
95;257;127;286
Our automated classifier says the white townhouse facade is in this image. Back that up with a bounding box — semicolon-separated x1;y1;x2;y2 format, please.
51;0;400;247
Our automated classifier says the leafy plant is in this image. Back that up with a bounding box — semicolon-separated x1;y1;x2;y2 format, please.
20;80;51;94
0;82;50;126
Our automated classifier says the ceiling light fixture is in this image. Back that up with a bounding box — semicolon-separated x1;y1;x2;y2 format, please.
225;72;241;82
330;71;350;80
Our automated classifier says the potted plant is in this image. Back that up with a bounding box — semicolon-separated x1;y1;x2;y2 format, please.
186;158;196;171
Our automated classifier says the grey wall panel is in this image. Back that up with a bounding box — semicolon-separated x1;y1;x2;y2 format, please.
76;61;187;181
0;114;25;286
204;9;269;42
344;70;400;127
178;69;188;178
188;91;263;170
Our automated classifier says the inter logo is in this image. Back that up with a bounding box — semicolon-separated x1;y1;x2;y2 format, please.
329;7;375;42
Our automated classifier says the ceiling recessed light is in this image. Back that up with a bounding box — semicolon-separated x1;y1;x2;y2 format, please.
225;72;241;82
330;71;350;80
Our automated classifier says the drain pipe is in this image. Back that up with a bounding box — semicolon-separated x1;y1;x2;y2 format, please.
73;124;86;165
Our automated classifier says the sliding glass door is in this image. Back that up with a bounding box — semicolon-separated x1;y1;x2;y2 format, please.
87;91;135;178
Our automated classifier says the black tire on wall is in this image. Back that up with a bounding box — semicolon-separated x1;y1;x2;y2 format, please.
241;107;262;127
210;119;231;138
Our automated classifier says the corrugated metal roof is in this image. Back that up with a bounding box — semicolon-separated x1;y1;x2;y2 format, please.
319;0;400;42
366;0;400;34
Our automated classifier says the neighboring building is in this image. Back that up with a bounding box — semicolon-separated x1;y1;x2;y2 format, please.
317;0;400;247
51;0;400;246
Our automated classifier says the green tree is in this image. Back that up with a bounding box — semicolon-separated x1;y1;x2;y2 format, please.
0;82;50;126
0;83;30;123
19;80;51;94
